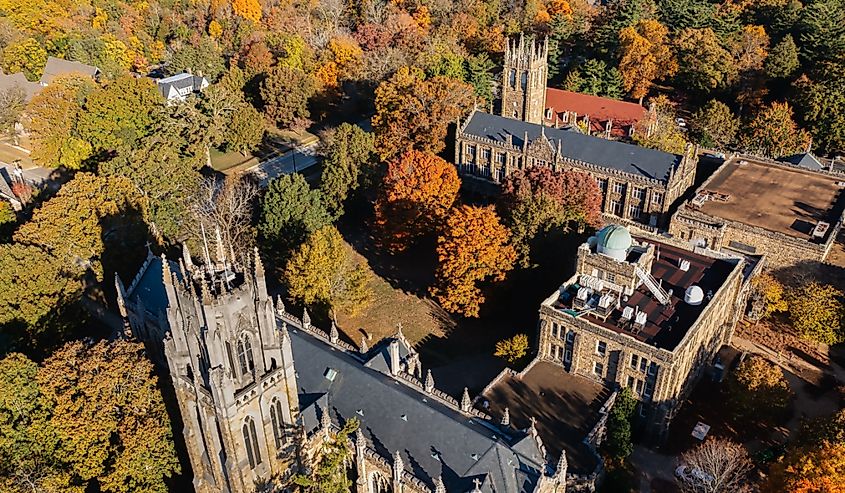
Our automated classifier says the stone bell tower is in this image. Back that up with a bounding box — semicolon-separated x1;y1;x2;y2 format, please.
501;34;548;124
159;246;301;493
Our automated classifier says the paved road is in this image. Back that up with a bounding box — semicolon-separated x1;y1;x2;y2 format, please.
247;142;319;186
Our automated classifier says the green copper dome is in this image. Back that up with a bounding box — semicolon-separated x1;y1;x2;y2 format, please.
596;225;632;259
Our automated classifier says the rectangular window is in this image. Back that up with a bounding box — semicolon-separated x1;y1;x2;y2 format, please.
520;71;528;90
593;362;603;377
496;166;505;183
648;362;657;376
652;192;664;206
630;354;639;369
640;358;647;373
496;152;506;165
610;200;623;216
627;376;635;388
564;348;572;363
596;178;608;191
636;379;644;395
509;69;517;88
632;187;645;200
639;403;647;417
468;145;476;160
613;182;626;195
596;341;607;356
644;379;655;398
566;331;575;343
482;148;491;162
628;204;642;219
606;272;616;283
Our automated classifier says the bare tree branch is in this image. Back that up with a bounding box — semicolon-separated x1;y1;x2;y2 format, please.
677;438;753;493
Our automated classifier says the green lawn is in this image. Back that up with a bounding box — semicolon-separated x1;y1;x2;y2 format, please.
209;148;259;173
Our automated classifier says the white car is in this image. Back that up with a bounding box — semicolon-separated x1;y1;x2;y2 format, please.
675;465;714;485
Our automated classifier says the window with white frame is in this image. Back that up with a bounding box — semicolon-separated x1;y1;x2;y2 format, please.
648;362;658;376
482;148;491;162
640;358;647;373
632;187;645;200
644;379;655;398
628;204;642;219
596;341;607;356
593;361;603;377
564;348;572;363
613;182;625;195
630;354;639;369
610;200;623;216
652;192;664;206
636;379;644;395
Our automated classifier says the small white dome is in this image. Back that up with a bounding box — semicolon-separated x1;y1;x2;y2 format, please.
685;285;704;306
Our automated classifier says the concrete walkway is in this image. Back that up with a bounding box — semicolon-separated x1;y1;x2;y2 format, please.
630;445;678;492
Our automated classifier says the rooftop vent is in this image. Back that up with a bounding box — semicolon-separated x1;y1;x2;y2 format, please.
471;454;479;461
684;286;704;306
679;259;690;271
324;368;338;381
400;414;408;421
635;311;647;326
621;306;634;321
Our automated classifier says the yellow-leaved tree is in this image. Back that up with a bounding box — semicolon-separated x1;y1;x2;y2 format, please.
618;20;676;104
284;226;372;314
431;205;516;317
749;272;788;320
231;0;262;22
786;281;845;346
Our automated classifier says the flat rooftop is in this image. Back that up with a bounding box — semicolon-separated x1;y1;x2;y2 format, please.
480;361;609;474
693;158;845;242
549;241;738;351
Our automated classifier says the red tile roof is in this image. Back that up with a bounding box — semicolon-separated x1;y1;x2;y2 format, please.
544;88;647;137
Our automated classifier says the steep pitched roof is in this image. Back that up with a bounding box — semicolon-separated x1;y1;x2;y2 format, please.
155;73;209;99
290;329;546;492
40;57;100;85
544;88;646;136
779;152;823;171
462;111;682;182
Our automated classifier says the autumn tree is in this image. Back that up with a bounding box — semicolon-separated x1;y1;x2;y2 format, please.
284;226;372;313
732;25;770;73
691;100;739;150
232;0;262;22
740;102;811;158
374;150;460;251
319;123;377;219
500;166;602;265
765;35;799;78
0;353;78;493
618;19;677;103
604;387;636;461
592;0;659;54
786;281;845;346
0;86;25;139
677;438;752;493
14;173;146;276
25;75;96;169
494;334;530;364
260;65;316;129
259;173;332;253
372;66;474;161
674;28;737;93
77;75;162;154
1;37;47;81
37;340;180;492
768;408;845;492
748;273;788;321
0;244;81;348
728;355;793;419
430;205;516;317
633;95;688;154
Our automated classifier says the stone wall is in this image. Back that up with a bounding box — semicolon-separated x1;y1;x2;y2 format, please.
671;208;843;268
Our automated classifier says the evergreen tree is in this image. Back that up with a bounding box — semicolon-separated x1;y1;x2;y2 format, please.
604;388;637;460
259;174;332;253
319;123;376;219
798;0;845;64
294;418;360;492
794;62;845;154
465;53;495;102
656;0;715;32
765;35;800;79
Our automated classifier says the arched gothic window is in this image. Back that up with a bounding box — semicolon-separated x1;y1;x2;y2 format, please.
237;334;254;376
270;398;285;450
243;416;261;469
370;472;391;493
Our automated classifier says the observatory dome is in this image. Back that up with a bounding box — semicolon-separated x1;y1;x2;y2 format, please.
596;224;632;261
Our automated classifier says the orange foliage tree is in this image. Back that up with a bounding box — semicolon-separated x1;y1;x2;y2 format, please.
431;205;516;317
618;19;677;104
769;441;845;493
232;0;262;23
375;150;460;251
372;66;474;161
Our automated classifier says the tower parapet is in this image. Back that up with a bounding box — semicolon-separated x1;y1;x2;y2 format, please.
502;35;548;124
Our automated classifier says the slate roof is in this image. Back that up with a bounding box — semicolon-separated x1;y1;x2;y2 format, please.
779;152;823;171
40;57;100;85
462;112;682;182
0;71;42;101
544;88;646;137
156;73;209;99
127;255;182;315
290;329;546;492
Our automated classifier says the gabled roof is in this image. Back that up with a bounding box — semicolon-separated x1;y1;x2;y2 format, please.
290;328;545;492
544;88;646;136
155;73;209;99
462;111;682;182
779;152;823;171
40;57;100;85
126;254;182;315
0;71;42;101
